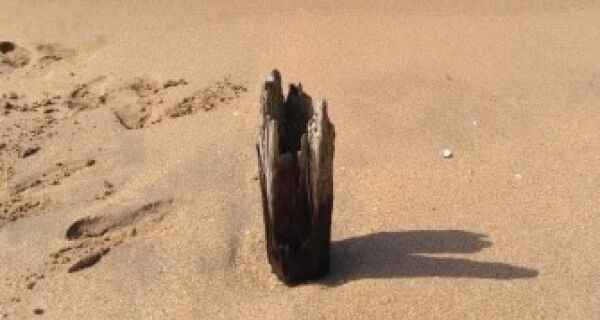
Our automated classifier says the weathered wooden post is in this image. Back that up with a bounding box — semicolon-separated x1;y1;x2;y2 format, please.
256;70;335;284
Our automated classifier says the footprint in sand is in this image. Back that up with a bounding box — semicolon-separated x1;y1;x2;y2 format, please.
32;43;77;70
0;41;76;74
109;77;161;129
9;200;173;297
112;97;153;129
109;76;248;129
0;159;98;228
65;199;173;240
2;71;247;134
0;41;31;74
0;90;63;159
54;199;174;272
65;76;109;112
109;77;185;129
165;78;248;118
0;197;49;229
12;158;97;195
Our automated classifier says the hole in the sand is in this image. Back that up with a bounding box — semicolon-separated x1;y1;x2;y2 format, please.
0;41;16;54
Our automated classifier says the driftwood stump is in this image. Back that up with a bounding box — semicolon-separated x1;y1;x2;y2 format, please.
257;70;335;284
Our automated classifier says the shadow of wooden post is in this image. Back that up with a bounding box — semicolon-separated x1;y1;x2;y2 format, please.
256;70;335;285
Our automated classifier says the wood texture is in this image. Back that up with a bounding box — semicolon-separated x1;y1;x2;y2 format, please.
257;70;335;284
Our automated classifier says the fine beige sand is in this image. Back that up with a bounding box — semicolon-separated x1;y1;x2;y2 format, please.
1;1;599;318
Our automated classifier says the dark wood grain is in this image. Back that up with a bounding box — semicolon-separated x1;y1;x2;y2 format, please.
257;70;335;285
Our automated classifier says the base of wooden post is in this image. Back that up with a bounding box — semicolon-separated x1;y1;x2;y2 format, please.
256;70;335;285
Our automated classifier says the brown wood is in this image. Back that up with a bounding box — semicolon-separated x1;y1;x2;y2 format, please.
257;70;335;284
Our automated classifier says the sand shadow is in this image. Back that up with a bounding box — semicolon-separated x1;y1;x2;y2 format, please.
323;230;538;285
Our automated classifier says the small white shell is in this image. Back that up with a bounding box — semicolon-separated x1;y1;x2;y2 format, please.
441;149;453;158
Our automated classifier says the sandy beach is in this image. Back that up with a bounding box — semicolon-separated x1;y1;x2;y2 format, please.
1;1;599;318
